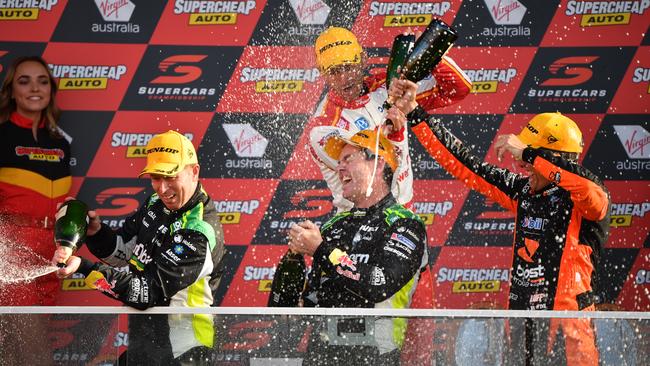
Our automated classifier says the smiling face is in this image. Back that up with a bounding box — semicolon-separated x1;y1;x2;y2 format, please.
321;62;366;102
11;60;52;122
517;160;551;193
149;164;199;211
336;144;383;207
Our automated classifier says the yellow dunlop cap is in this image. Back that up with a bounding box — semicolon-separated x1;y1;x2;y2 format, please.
517;112;584;154
323;129;398;172
314;27;362;73
139;130;198;177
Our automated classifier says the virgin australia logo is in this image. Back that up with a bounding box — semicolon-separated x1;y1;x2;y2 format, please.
484;0;526;25
289;0;330;25
614;125;650;159
223;124;268;158
94;0;134;22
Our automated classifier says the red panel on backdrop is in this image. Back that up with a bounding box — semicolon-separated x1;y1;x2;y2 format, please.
217;46;324;114
86;111;212;177
609;46;650;114
42;42;145;111
617;248;650;310
201;178;278;245
149;0;266;45
352;0;461;47
446;47;537;114
412;180;469;246
541;0;649;47
605;181;650;249
0;0;67;41
432;246;512;309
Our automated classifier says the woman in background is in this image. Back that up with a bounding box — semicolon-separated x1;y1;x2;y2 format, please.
0;55;71;365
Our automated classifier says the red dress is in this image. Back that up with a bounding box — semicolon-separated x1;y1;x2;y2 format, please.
0;112;71;306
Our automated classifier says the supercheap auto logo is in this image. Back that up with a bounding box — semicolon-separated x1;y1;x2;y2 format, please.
15;145;64;162
633;66;650;93
0;0;57;20
636;268;650;284
239;66;319;93
466;67;518;94
49;63;127;90
610;202;650;227
367;1;452;27
437;266;509;293
214;199;260;224
412;200;453;225
173;0;256;25
242;266;275;292
110;131;194;158
565;0;649;27
62;273;93;291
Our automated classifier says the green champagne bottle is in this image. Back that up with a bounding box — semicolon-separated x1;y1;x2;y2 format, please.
384;33;416;126
267;250;306;307
54;199;89;252
402;18;458;83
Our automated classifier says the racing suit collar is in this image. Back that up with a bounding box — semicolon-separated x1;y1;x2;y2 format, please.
169;181;206;215
350;194;396;216
328;82;371;109
10;111;45;129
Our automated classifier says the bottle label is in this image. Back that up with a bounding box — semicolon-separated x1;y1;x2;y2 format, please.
55;205;68;220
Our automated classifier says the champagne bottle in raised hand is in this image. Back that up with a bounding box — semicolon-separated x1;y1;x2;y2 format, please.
401;18;458;83
267;250;306;307
54;199;89;267
384;33;415;125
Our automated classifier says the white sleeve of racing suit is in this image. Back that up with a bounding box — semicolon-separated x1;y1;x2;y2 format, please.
388;131;413;206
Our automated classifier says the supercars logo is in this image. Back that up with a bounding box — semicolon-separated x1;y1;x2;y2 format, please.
289;0;330;25
368;1;452;27
95;187;145;227
632;67;650;93
412;201;453;225
49;63;127;90
284;189;333;219
151;55;206;84
540;56;599;86
466;68;517;94
485;0;526;25
610;202;650;227
565;0;649;27
437;267;508;293
613;125;650;159
243;266;274;292
0;0;57;20
214;199;260;224
239;67;319;93
173;0;256;25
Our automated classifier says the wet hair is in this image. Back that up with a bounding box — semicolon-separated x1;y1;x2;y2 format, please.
0;56;62;137
361;148;394;187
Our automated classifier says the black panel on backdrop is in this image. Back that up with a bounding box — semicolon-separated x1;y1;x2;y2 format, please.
453;0;560;47
594;248;640;303
250;0;362;46
199;112;309;179
58;111;114;177
0;41;47;81
51;0;166;43
582;114;650;180
212;245;247;306
510;47;636;113
120;45;242;111
409;114;503;180
251;180;334;245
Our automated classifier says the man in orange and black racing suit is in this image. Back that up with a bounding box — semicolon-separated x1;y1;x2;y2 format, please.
390;78;610;366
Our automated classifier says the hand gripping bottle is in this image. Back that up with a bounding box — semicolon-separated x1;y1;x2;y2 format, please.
54;200;89;267
401;18;458;83
267;250;306;307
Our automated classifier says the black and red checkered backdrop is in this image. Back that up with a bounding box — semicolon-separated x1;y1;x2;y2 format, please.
1;0;649;310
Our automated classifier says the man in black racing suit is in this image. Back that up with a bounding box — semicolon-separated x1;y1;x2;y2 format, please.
288;128;428;365
389;78;609;366
55;130;226;365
